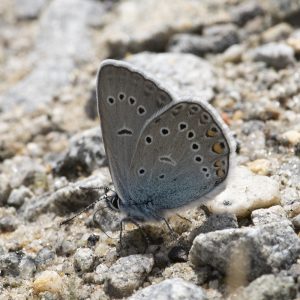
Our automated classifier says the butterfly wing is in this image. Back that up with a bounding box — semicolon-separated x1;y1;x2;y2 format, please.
97;60;174;201
128;100;235;218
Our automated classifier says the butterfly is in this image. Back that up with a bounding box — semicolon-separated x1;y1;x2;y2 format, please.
96;59;235;224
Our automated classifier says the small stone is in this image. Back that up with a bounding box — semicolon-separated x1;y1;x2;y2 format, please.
162;263;198;283
292;214;300;230
262;23;293;43
14;0;48;20
251;205;290;226
231;1;264;26
105;254;154;298
220;44;245;63
229;274;297;300
87;234;100;247
33;271;64;295
0;252;22;276
35;248;56;268
7;186;33;208
0;175;11;206
74;248;95;273
252;42;295;69
19;256;36;279
54;127;106;179
246;159;272;175
168;246;188;263
56;239;76;257
0;215;19;233
168;24;239;56
93;263;109;284
128;278;207;300
207;166;280;217
189;223;300;281
281;130;300;146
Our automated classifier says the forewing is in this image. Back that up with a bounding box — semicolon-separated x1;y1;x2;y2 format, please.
97;60;174;200
129;100;235;212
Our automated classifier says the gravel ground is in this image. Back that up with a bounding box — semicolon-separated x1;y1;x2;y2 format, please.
0;0;300;299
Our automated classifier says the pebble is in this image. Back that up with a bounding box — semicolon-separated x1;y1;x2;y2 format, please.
251;205;291;226
252;42;295;69
281;130;300;145
32;271;64;295
105;254;154;298
0;215;19;233
228;274;297;300
93;263;109;284
14;0;48;20
189;222;300;281
0;174;12;206
207;166;280;217
292;214;300;230
168;24;239;56
19;256;36;279
220;44;245;63
35;248;56;268
7;186;33;208
128;278;207;300
0;252;22;276
127;52;216;101
246;159;272;176
73;248;95;273
262;23;293;43
54;127;106;179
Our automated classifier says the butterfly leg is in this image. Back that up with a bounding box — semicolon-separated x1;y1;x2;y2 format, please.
119;217;150;251
176;213;192;223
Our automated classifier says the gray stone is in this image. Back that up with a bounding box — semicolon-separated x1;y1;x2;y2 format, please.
14;0;48;20
189;223;300;281
35;248;56;268
229;274;297;300
54;127;106;179
189;213;238;242
19;256;36;279
100;0;230;57
1;0;103;111
207;166;280;217
127;52;216;102
0;252;22;276
0;215;18;233
20;170;110;221
252;43;295;69
105;254;154;298
231;1;264;25
261;0;300;20
74;248;95;273
292;214;300;229
168;24;239;56
251;205;291;226
93;263;109;284
128;278;207;300
7;186;33;208
1;156;45;189
0;175;11;207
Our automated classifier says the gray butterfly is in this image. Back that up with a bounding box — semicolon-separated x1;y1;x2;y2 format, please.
96;59;235;224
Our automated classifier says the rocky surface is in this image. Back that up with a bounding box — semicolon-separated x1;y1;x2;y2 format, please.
0;0;300;299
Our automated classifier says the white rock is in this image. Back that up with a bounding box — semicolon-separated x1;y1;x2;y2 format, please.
207;166;280;217
33;270;64;295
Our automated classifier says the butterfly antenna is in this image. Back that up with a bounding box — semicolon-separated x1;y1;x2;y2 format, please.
60;186;110;226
